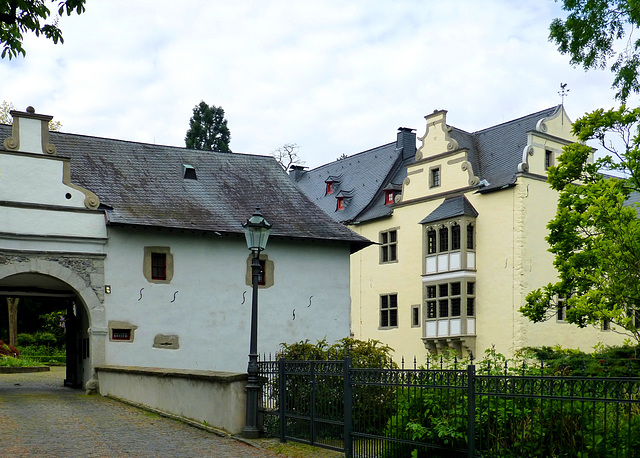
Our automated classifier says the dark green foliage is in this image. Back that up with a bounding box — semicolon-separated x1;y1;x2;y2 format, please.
0;0;86;59
275;338;397;438
279;337;395;367
520;106;640;342
549;0;640;100
185;101;231;152
385;347;640;457
523;344;640;377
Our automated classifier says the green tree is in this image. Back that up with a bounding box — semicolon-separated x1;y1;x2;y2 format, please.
185;101;231;152
549;0;640;101
0;0;86;59
520;105;640;342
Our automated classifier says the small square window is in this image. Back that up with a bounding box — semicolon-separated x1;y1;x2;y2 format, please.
337;197;345;210
385;191;395;205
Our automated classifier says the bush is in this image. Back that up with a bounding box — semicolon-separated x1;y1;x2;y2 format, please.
276;338;397;437
386;346;640;457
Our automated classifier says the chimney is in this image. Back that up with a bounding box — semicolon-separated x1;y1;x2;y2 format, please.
289;164;307;181
2;106;57;155
396;127;416;160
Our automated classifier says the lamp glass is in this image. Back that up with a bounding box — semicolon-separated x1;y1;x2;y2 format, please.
243;210;271;251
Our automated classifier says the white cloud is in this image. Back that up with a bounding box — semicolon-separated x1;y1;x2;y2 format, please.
0;0;631;168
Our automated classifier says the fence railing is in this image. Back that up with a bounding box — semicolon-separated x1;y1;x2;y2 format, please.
259;358;640;458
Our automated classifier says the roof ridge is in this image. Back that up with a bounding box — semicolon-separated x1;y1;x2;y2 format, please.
304;141;396;173
471;105;560;135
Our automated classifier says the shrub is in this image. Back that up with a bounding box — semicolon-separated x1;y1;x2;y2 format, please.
275;338;397;437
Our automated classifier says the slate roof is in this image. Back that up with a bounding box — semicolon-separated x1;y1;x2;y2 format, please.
292;128;416;224
0;124;371;252
419;195;478;224
454;106;561;192
294;106;563;225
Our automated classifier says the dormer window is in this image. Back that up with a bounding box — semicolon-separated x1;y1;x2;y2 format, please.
385;190;394;205
335;188;353;211
383;183;402;206
325;175;341;195
183;164;197;180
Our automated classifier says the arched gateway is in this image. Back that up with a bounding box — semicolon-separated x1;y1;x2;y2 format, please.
0;257;106;386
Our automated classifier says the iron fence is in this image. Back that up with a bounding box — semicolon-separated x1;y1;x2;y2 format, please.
259;357;640;458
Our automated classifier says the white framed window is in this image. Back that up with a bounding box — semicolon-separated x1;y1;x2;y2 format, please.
425;280;475;338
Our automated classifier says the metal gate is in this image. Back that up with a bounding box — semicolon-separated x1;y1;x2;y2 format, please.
261;359;350;454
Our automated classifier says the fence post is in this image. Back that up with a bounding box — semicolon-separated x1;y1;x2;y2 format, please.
467;364;476;458
343;357;353;458
278;358;286;442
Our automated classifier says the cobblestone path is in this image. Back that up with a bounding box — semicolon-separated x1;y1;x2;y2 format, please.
0;367;278;457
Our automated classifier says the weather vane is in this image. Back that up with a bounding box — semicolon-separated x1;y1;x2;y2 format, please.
559;83;570;106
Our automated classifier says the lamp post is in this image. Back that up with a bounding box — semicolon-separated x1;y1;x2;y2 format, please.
242;207;271;439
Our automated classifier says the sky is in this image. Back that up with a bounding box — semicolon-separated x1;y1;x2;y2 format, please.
1;0;632;169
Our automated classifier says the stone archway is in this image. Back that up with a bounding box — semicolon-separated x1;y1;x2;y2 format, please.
0;255;106;387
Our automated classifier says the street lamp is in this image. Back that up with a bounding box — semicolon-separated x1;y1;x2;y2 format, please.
242;207;271;439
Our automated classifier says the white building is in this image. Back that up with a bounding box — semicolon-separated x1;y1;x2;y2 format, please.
0;107;369;392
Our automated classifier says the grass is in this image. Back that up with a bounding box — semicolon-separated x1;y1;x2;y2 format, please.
257;438;344;458
0;356;44;367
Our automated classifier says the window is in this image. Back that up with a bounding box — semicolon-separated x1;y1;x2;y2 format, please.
380;230;398;263
245;254;274;288
545;150;553;170
380;294;398;328
430;167;441;188
143;247;174;283
427;229;437;254
112;329;131;341
337;197;345;210
451;224;460;250
411;305;420;327
151;253;167;280
557;296;571;321
426;281;475;320
385;190;395;205
326;181;334;194
467;223;474;250
108;320;137;343
438;226;449;252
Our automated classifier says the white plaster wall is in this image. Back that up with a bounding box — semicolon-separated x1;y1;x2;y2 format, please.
0;154;88;208
0;206;106;239
102;228;352;373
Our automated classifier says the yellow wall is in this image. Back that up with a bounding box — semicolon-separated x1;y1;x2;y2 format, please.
349;106;626;364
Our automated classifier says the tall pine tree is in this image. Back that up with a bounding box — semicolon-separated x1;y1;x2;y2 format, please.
185;101;231;152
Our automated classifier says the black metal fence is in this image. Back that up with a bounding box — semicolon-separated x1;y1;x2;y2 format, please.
258;357;640;457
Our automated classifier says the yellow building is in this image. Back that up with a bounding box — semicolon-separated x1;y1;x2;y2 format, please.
294;106;626;361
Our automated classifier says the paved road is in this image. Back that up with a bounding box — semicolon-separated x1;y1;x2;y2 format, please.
0;367;278;457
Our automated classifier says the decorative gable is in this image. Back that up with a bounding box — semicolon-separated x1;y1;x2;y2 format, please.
1;107;100;210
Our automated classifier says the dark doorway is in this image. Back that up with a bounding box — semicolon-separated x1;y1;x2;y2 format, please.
0;273;87;388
